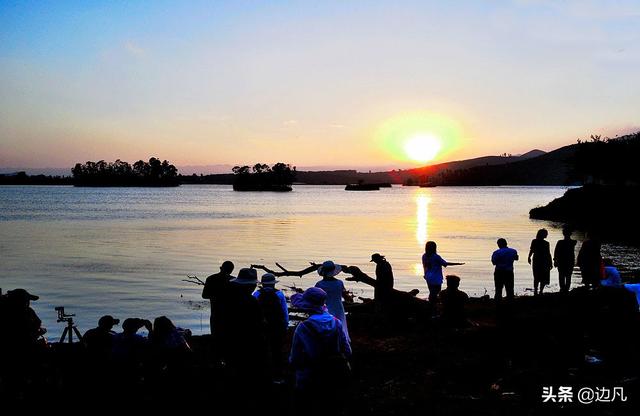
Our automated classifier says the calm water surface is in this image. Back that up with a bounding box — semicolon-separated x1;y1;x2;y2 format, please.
1;185;638;339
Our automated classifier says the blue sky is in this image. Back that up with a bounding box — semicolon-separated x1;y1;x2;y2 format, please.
1;1;639;171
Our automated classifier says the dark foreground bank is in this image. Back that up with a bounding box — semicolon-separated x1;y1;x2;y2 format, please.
1;288;639;414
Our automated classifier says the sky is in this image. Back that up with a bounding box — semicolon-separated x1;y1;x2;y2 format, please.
1;0;639;173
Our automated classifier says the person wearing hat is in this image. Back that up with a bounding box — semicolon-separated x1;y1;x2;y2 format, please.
217;268;269;388
202;260;235;334
290;287;352;410
438;275;470;328
370;253;394;302
83;315;120;357
315;260;352;342
253;273;289;378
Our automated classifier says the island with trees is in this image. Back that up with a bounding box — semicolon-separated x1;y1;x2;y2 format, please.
71;158;179;187
231;162;296;192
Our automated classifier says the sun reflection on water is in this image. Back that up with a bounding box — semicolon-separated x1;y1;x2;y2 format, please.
416;194;430;246
414;193;431;276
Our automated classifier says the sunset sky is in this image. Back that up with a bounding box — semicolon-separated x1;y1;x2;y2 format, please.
1;1;639;172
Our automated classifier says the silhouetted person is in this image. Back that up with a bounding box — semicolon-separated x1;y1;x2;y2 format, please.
202;260;235;334
83;315;119;358
82;315;119;400
216;268;269;395
253;273;288;380
601;259;622;288
554;227;577;293
150;316;192;354
528;229;553;295
290;287;352;415
0;288;46;400
370;253;394;302
491;238;519;300
315;260;352;342
439;275;470;327
578;234;602;289
0;288;45;351
422;241;464;304
148;316;192;395
112;318;151;370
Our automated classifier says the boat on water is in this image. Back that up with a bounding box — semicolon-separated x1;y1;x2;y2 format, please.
345;183;380;191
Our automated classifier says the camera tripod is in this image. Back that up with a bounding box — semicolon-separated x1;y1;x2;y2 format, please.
55;306;83;344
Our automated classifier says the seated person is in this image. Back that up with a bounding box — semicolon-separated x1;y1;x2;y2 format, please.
83;315;119;357
439;275;470;327
601;259;622;288
0;288;46;352
111;318;152;365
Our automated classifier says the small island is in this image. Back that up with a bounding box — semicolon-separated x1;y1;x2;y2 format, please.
530;133;640;244
232;163;296;192
71;158;179;187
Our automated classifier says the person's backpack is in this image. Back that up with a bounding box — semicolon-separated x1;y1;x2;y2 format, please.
256;289;286;330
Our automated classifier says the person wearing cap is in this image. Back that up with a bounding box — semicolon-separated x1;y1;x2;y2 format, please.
0;288;46;401
438;275;470;328
0;288;45;351
83;315;120;357
370;253;394;302
202;260;235;334
253;273;289;378
289;287;352;410
315;260;352;342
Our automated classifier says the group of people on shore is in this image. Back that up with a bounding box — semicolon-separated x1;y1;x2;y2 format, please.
201;260;353;408
488;227;627;300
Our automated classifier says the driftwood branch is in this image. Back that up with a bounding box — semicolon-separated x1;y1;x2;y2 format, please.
251;262;320;277
183;275;205;286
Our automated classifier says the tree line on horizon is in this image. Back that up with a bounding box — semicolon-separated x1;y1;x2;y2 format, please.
71;158;179;187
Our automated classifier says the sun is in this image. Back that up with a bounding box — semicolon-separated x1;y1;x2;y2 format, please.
404;134;442;163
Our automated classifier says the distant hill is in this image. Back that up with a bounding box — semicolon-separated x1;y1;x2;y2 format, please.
178;149;557;186
433;145;577;186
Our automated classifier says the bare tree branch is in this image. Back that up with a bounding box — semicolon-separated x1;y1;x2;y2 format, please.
183;275;205;286
251;262;320;277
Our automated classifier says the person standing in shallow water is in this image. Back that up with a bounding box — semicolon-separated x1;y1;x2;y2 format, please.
315;260;352;342
553;227;577;294
528;229;553;295
491;238;519;300
422;241;464;303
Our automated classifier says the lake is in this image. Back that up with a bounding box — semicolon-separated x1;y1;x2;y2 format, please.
1;185;638;339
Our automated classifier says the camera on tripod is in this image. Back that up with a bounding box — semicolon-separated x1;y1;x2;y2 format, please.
54;306;83;343
55;306;75;323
